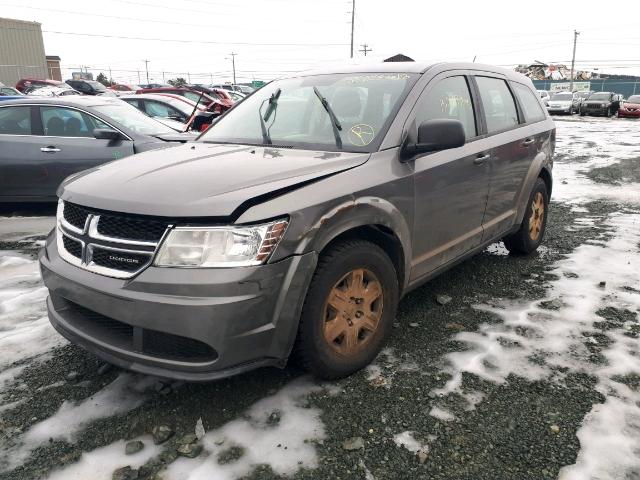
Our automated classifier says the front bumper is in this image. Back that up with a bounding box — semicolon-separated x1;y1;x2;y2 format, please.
618;110;640;118
39;230;317;381
581;107;608;116
547;106;572;114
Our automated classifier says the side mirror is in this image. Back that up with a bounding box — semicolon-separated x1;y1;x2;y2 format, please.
93;128;122;140
405;119;466;157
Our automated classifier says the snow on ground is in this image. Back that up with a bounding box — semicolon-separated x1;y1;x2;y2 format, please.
1;373;158;471
45;435;161;480
435;211;640;479
162;378;325;480
0;216;55;243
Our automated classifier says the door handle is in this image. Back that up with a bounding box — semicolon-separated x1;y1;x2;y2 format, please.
41;146;61;153
522;138;534;147
474;154;490;165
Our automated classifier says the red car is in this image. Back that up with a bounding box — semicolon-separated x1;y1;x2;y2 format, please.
110;84;142;92
15;78;66;93
136;87;232;113
618;95;640;118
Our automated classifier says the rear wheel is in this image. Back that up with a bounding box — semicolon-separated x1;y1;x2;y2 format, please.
503;178;549;255
294;240;399;379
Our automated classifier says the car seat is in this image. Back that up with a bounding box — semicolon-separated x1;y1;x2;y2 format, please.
46;117;65;136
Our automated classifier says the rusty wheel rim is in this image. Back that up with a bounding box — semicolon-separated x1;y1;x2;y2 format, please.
322;268;383;355
528;192;545;241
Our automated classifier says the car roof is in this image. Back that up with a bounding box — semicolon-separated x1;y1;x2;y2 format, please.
0;96;126;108
277;62;530;83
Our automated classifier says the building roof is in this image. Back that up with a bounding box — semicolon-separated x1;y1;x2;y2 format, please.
0;16;41;26
46;55;61;61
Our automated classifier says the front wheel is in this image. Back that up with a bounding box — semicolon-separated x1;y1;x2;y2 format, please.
294;240;399;379
503;178;549;255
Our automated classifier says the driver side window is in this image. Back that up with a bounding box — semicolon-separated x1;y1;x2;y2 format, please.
415;76;477;140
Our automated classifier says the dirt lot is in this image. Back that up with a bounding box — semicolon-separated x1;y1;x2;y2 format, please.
0;116;639;480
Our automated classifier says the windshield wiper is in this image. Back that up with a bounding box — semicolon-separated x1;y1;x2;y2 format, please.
313;86;342;149
258;88;281;145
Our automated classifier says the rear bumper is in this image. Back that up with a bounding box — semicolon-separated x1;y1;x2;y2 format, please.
39;231;317;381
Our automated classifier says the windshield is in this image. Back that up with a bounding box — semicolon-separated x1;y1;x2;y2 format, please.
626;95;640;103
589;93;611;101
199;72;417;152
93;103;175;135
86;81;107;92
551;93;572;100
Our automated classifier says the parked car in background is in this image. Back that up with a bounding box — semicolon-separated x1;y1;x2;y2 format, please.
123;94;221;133
15;78;66;93
617;94;640;118
110;84;142;93
210;83;254;95
40;62;555;381
27;85;81;97
136;87;230;114
0;96;195;201
66;79;116;96
537;90;551;106
547;91;581;114
1;86;23;96
580;92;623;117
187;84;235;110
227;90;246;102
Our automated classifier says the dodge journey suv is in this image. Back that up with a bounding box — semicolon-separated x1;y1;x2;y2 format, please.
40;63;555;381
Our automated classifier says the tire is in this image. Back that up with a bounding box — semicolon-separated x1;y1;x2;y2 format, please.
294;239;399;379
503;178;549;255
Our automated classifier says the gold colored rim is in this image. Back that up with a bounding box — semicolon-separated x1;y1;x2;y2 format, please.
322;268;383;355
528;192;545;241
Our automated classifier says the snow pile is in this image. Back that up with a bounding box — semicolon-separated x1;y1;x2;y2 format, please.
162;378;325;480
434;212;640;479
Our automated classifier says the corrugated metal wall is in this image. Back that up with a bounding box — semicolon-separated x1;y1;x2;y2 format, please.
0;17;48;87
532;79;640;98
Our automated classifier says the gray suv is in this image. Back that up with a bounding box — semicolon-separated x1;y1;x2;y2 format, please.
39;63;555;381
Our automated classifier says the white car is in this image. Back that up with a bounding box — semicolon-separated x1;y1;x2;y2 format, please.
547;92;581;115
537;90;551;106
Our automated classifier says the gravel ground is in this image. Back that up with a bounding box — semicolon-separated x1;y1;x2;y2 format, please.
0;116;639;480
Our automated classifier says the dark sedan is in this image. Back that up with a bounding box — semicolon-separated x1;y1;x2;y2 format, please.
0;96;195;202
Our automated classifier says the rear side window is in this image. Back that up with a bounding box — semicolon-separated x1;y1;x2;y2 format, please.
475;77;519;134
41;106;109;137
0;106;31;135
512;83;546;123
144;100;183;119
414;76;477;140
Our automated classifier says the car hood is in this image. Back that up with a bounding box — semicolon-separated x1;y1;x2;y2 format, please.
622;102;640;108
151;131;198;142
60;143;370;218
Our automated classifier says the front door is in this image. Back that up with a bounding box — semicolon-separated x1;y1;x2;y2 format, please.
409;74;492;281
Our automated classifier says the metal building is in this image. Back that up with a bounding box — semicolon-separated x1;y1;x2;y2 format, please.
0;17;48;86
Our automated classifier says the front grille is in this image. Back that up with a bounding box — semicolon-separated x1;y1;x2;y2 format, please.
91;248;152;272
62;235;82;259
58;201;171;278
64;300;218;363
63;203;90;230
97;214;168;243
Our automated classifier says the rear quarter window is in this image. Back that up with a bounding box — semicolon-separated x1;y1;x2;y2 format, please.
0;106;32;135
512;83;546;123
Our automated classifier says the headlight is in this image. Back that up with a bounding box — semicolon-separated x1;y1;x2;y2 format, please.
154;219;288;268
601;103;607;108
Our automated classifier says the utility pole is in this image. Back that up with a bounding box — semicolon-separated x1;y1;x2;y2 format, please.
162;71;165;84
108;66;112;86
137;70;140;84
229;52;237;84
143;60;150;84
350;0;355;58
569;30;579;92
359;43;371;56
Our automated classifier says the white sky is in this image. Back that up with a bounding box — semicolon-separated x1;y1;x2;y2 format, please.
2;0;640;84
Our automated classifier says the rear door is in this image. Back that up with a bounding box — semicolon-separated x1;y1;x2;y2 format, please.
473;76;538;241
409;73;492;280
13;105;135;198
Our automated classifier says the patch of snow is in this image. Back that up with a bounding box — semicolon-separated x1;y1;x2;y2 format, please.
0;216;55;243
485;242;509;256
45;435;161;480
428;406;455;422
392;431;432;454
162;378;325;480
